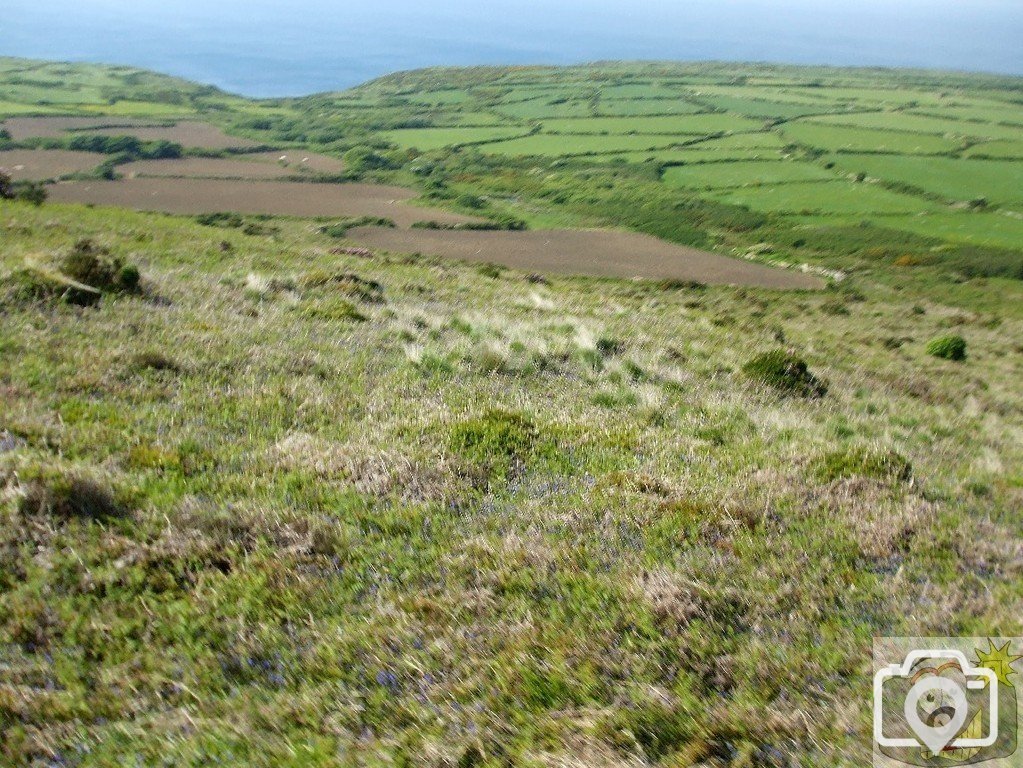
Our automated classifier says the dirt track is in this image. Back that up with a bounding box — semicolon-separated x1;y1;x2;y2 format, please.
348;227;824;288
45;178;481;228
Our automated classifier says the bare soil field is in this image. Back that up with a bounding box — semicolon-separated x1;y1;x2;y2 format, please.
45;178;481;227
0;149;104;179
2;116;164;139
121;151;344;179
348;226;824;287
86;121;262;149
256;151;345;174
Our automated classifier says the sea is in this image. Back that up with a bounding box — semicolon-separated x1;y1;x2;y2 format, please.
3;0;1022;97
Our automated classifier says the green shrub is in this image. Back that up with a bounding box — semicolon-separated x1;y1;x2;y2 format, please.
477;263;504;279
117;264;141;292
318;217;395;237
15;182;47;206
815;446;912;483
926;334;967;361
596;337;625;357
300;271;384;303
456;192;487;210
742;349;828;398
60;239;141;293
196;212;244;228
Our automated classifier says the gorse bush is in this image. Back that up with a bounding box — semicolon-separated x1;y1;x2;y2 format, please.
926;334;967;361
60;239;142;293
742;349;828;397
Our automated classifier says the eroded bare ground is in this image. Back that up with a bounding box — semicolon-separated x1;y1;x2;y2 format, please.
45;178;482;227
348;226;824;288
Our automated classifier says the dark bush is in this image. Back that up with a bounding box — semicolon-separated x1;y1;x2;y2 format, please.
319;217;395;238
2;267;102;307
742;349;828;398
60;239;141;293
19;472;129;521
131;351;181;373
926;334;967;361
15;183;47;206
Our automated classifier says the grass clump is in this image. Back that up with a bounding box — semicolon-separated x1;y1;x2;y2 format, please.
742;349;828;398
815;446;913;483
18;470;129;521
449;409;539;482
925;334;967;361
300;298;367;322
318;216;395;237
301;271;384;303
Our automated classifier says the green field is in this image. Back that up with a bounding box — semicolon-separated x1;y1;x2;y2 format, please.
477;132;692;155
380;126;530;149
808;111;1023;141
884;209;1023;249
606;147;786;164
593;98;706;116
663;159;841;188
494;97;596;119
710;179;933;215
965;139;1023;159
780;120;963;154
694;93;835;119
539;113;763;135
829;153;1023;205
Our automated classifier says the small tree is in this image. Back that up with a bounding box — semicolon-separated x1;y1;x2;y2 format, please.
0;171;13;200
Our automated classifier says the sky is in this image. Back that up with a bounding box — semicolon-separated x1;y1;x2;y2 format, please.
3;0;1022;96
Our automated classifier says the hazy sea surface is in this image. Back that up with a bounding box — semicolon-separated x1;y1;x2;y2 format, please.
3;0;1022;97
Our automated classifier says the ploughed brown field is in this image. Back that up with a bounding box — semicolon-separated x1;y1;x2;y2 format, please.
1;117;164;140
1;118;259;149
348;226;824;288
121;151;345;180
84;121;261;149
0;149;104;180
45;178;481;228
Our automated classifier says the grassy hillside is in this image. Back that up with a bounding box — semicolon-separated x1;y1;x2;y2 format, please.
1;58;1022;767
